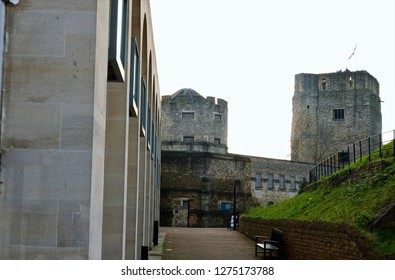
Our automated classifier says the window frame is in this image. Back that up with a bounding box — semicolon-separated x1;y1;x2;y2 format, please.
182;112;195;119
214;113;222;121
279;175;285;191
183;136;194;143
255;173;262;189
140;78;147;137
290;176;296;192
267;174;273;190
333;109;345;120
108;0;128;82
129;37;140;117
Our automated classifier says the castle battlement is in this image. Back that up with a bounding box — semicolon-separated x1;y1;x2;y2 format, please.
161;88;228;154
294;70;380;96
291;70;382;164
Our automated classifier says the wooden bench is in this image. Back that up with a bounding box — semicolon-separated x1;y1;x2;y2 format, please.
255;228;284;259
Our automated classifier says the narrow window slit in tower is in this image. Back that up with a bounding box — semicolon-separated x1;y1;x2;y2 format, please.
321;79;326;90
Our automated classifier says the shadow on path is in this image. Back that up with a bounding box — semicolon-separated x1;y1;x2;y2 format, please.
160;227;262;260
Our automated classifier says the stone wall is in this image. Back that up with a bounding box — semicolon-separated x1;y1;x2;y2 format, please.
291;70;382;164
240;216;376;259
160;151;252;227
250;156;314;206
161;89;228;154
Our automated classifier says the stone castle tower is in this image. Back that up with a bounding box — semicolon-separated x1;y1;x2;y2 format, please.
161;88;228;154
291;70;382;164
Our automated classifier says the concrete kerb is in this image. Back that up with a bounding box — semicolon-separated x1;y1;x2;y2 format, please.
149;232;166;260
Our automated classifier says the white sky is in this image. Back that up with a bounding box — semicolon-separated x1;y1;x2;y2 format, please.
150;0;395;160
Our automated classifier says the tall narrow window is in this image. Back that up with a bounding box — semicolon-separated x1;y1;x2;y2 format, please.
279;175;285;191
255;173;262;189
290;176;296;192
333;109;344;120
140;78;146;136
129;37;140;117
147;103;151;149
108;0;128;81
349;76;353;88
151;123;155;155
267;174;273;190
321;78;326;90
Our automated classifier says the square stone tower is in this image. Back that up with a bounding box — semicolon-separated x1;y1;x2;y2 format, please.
291;70;382;164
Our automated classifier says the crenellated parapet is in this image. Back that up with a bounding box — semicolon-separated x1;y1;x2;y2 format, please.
291;70;382;164
161;88;228;154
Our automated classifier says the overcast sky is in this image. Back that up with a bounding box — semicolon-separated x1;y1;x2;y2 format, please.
150;0;395;160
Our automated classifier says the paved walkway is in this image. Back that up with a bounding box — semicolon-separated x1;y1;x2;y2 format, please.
150;227;262;260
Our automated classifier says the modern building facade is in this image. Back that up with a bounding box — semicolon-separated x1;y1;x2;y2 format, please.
0;0;161;260
291;70;382;164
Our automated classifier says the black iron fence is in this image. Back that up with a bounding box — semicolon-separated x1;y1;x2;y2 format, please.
309;130;395;182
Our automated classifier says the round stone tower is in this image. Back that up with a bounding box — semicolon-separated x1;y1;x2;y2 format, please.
161;88;228;154
291;70;382;164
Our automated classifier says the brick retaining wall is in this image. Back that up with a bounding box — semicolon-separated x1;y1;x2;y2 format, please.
239;216;376;259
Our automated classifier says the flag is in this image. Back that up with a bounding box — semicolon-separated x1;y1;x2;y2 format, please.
348;45;357;60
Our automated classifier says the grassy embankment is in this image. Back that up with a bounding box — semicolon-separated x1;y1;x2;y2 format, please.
244;141;395;257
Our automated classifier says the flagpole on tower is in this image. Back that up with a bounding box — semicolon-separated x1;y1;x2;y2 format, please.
348;44;357;71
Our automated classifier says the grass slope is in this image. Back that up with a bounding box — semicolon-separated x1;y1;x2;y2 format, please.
244;142;395;256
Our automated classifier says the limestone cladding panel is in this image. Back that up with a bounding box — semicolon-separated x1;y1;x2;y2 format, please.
1;0;100;260
1;150;92;257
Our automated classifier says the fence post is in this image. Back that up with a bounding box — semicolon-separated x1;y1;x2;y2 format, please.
368;137;371;162
319;163;322;179
353;143;356;163
326;158;329;176
393;130;395;158
347;147;350;166
379;133;382;158
359;140;362;162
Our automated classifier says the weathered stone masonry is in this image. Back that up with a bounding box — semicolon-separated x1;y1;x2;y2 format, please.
291;70;382;164
240;217;376;259
250;156;313;206
160;151;252;227
160;89;314;227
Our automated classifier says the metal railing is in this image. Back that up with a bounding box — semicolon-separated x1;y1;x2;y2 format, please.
309;130;395;182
